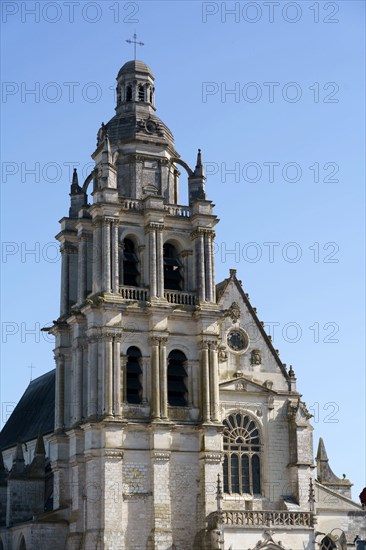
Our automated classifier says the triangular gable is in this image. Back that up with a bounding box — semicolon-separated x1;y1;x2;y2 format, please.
216;270;289;381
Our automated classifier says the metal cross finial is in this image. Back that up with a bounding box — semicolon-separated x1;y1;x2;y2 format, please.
27;363;36;382
126;33;144;60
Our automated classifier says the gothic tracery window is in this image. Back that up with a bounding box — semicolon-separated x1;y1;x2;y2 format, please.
223;413;262;495
167;350;188;406
126;346;142;404
321;536;337;550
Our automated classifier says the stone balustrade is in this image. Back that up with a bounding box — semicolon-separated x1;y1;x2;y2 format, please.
164;290;196;305
119;286;148;301
208;510;314;529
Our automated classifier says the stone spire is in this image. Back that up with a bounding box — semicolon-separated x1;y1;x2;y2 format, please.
9;442;25;478
69;168;86;217
0;451;7;484
188;148;207;203
316;438;352;498
29;434;46;479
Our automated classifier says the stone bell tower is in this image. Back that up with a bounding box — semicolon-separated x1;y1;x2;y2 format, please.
50;58;222;549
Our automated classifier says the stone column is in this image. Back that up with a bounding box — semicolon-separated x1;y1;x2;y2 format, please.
87;337;98;418
149;227;157;297
138;245;145;287
103;220;111;293
55;352;65;430
104;336;113;416
60;244;69;315
210;231;216;303
119;240;124;287
113;336;121;416
159;337;168;419
151;337;160;419
209;344;220;422
205;231;214;302
196;230;206;302
120;355;127;403
92;220;102;294
74;343;83;424
201;343;210;422
156;226;164;298
111;220;119;293
78;235;87;304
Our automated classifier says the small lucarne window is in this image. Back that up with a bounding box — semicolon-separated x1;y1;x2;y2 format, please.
126;85;132;102
321;537;337;550
123;238;139;287
163;243;183;291
126;346;142;404
223;413;262;495
138;84;145;101
167;350;188;406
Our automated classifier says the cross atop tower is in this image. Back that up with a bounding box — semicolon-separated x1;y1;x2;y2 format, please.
27;363;36;382
126;33;144;60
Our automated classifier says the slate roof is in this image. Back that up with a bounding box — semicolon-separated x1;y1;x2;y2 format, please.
0;370;55;451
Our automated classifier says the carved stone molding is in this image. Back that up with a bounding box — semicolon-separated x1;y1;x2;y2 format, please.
224;302;241;323
190;228;215;240
146;222;164;232
251;349;262;366
104;449;124;460
202;451;223;463
152;451;171;462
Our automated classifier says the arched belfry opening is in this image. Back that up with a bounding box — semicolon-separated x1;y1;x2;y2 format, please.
121;238;140;287
163;243;183;291
125;346;143;404
167;350;188;406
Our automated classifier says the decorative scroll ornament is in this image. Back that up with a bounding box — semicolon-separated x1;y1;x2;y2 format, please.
224;301;241;323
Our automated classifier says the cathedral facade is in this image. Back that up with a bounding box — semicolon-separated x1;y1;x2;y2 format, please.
0;59;364;550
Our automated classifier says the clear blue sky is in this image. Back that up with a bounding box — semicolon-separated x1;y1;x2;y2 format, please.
1;1;365;496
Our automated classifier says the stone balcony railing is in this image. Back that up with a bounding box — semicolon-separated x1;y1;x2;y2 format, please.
208;510;315;530
164;204;191;217
119;286;148;301
119;197;191;217
164;290;196;306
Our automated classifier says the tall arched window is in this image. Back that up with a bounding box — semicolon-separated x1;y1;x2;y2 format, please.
18;536;26;550
126;346;142;404
123;238;139;287
223;413;262;495
167;350;188;406
138;84;145;101
163;243;183;291
321;537;337;550
126;85;132;102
